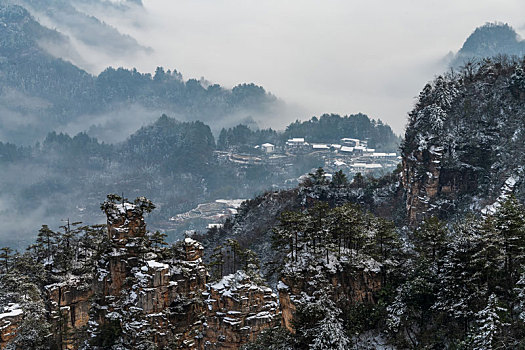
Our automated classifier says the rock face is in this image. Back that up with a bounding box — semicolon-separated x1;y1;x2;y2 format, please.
401;59;525;227
204;271;280;349
278;259;382;333
1;195;388;349
402;146;480;225
0;304;23;348
32;196;273;349
46;277;93;349
90;198;208;349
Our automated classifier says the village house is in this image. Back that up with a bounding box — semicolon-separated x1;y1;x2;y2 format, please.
261;143;275;153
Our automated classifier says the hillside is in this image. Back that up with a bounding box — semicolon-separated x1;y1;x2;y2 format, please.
283;113;400;152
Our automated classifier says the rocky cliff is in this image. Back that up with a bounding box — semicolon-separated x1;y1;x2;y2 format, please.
402;57;525;226
0;304;23;348
278;253;383;333
1;195;281;349
84;197;206;348
46;277;93;348
204;271;280;349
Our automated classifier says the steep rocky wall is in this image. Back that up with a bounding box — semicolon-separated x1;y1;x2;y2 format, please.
92;198;208;349
204;271;280;349
402;147;443;225
401;60;525;227
46;277;93;349
0;304;23;348
402;146;479;226
278;264;382;333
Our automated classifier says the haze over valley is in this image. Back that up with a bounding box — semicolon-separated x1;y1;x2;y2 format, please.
2;1;525;348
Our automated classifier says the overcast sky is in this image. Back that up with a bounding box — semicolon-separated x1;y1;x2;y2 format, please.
87;0;525;134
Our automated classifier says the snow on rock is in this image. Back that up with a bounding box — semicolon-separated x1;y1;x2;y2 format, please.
204;270;280;348
0;304;22;320
279;246;383;333
146;260;169;270
0;303;24;347
482;173;521;216
215;199;245;208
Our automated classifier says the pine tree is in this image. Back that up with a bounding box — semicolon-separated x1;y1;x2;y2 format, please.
329;203;365;261
433;216;483;337
371;217;399;264
209;245;225;281
493;196;525;292
225;239;243;274
35;225;58;270
309;167;329;186
352;172;365;187
471;216;504;295
472;294;509;350
331;170;348;187
150;231;168;250
414;217;448;266
0;247;13;274
304;202;329;255
309;309;351;350
272;211;305;265
515;272;525;322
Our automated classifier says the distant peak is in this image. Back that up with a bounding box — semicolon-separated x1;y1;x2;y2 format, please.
451;22;525;67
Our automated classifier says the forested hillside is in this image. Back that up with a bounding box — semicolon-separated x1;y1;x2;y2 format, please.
4;5;525;348
283;113;400;151
4;169;525;348
0;3;281;144
0;112;399;248
201;58;525;348
216;113;400;152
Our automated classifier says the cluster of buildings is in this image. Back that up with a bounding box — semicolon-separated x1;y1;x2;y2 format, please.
254;137;399;175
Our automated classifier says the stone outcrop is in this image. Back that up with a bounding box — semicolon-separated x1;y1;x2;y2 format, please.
402;145;479;227
278;259;382;333
204;271;280;349
0;304;23;348
46;277;93;349
91;198;208;349
1;196;386;349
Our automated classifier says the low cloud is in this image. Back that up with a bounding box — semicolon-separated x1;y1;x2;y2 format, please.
58;104;167;143
68;0;525;135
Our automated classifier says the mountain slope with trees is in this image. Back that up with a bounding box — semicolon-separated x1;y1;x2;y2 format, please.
402;55;525;225
0;3;281;145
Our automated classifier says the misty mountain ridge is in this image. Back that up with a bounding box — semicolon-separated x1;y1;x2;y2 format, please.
0;2;283;145
12;0;149;60
4;5;525;348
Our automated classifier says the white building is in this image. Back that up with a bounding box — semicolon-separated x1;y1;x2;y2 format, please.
286;137;306;145
341;138;361;147
350;163;382;172
312;144;330;151
371;152;397;159
261;143;275;153
285;138;309;151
